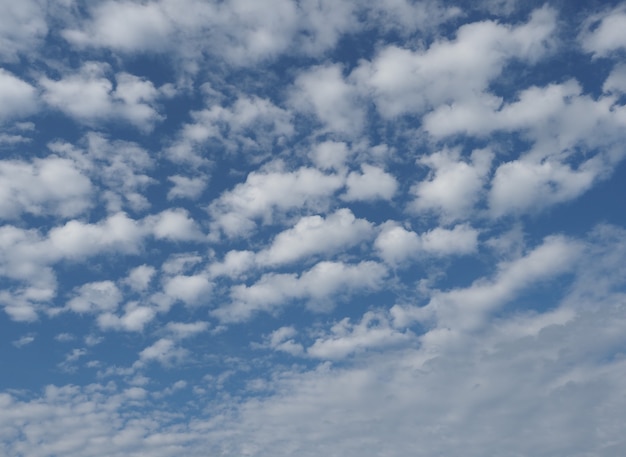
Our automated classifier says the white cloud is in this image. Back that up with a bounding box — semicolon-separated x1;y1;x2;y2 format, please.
265;326;304;356
309;141;351;171
167;175;207;200
420;224;479;256
137;338;187;366
0;156;92;219
214;260;388;322
375;222;478;265
489;158;597;217
168;95;293;163
165;321;209;339
0;1;48;62
40;62;164;131
352;6;557;118
62;1;173;52
12;334;35;348
290;64;364;135
163;274;211;305
209;163;344;238
97;302;156;332
410;148;493;221
603;63;626;94
146;208;204;241
49;133;155;213
0;69;38;120
47;212;145;259
342;164;398;202
67;281;122;314
580;4;626;57
392;235;582;334
258;209;374;266
307;311;412;359
208;250;255;279
125;265;156;292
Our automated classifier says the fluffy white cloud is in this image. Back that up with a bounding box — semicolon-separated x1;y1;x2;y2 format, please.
67;281;122;314
163;274;212;305
146;208;204;241
167;95;293;164
214;260;387;322
40;62;164;131
0;1;47;62
62;1;173;52
137;338;187;366
258;209;374;266
352;6;556;118
291;64;364;135
375;222;478;265
0;69;38;120
0;156;92;219
49;133;155;213
489;158;597;217
392;235;582;334
98;302;156;332
342;164;398;202
124;264;156;292
410;148;493;220
580;4;626;57
307;311;412;359
167;175;207;200
209;163;344;238
264;326;304;356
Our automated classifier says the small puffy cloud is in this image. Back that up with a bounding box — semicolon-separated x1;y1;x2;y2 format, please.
67;281;122;314
147;208;204;241
125;265;156;292
12;334;35;348
342;164;398;202
163;274;212;305
0;1;48;62
215;260;387;322
352;6;557;118
411;148;493;221
40;62;164;131
167;95;293;164
420;224;479;256
580;4;626;57
208;250;255;279
167;175;208;200
258;209;374;266
393;235;582;333
375;222;478;265
209;164;344;238
489;159;596;217
62;1;173;52
47;212;145;259
137;338;187;367
309;141;351;171
264;326;304;356
165;321;209;339
0;156;92;219
603;64;626;94
374;223;422;265
98;303;156;332
307;311;411;359
49;133;155;213
0;69;38;120
290;64;364;135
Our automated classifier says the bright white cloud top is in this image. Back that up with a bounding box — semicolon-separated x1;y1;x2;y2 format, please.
1;1;626;456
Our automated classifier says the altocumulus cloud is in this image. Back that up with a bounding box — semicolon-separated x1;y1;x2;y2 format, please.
1;1;626;456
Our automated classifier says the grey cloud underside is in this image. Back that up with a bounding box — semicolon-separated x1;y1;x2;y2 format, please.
1;1;626;456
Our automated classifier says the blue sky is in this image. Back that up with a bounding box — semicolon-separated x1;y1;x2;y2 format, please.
1;0;626;455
